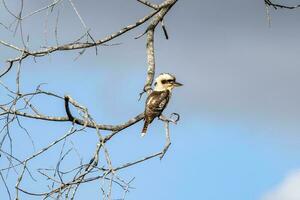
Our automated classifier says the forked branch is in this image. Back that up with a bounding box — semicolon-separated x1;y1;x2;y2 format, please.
0;0;179;199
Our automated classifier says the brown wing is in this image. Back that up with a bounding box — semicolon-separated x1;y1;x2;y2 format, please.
144;90;170;124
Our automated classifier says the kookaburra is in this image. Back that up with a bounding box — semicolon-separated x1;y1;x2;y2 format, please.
141;73;183;136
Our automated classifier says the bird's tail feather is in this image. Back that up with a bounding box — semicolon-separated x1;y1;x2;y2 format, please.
141;121;149;137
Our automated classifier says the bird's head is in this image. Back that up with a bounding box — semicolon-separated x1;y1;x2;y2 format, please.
154;73;183;91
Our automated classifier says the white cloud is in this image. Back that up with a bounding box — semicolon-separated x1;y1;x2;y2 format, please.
262;170;300;200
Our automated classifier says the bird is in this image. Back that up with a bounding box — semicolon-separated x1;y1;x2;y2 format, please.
141;73;183;137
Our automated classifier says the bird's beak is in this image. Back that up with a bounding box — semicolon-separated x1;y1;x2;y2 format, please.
173;81;183;87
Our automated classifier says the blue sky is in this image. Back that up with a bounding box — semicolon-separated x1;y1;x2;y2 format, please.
2;0;300;199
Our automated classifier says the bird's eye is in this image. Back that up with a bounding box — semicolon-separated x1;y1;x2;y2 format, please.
165;79;174;84
161;80;167;84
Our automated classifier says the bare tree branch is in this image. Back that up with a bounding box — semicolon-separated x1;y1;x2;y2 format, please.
0;1;180;199
264;0;300;9
0;7;160;78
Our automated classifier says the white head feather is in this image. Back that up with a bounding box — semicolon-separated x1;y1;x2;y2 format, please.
154;73;182;91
